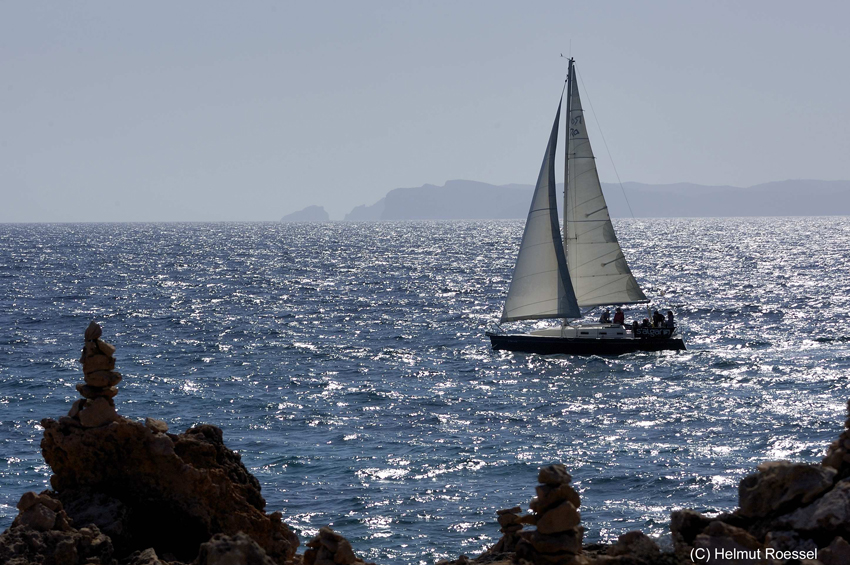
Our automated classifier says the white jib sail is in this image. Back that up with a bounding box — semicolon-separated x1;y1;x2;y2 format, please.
564;66;648;308
501;99;580;323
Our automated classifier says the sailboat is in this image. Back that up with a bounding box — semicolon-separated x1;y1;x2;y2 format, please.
487;58;685;355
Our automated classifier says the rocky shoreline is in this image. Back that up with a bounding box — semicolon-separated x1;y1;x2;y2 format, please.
3;324;850;564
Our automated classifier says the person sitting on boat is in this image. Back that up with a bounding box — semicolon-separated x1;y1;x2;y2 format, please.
631;320;639;333
652;309;664;328
612;307;625;325
599;309;611;324
666;310;675;328
641;318;651;328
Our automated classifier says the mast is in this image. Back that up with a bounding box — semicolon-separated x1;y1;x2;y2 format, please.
561;58;575;323
563;58;573;252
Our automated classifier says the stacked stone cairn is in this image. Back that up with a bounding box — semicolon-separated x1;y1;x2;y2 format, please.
517;464;583;564
303;526;376;565
483;464;583;564
489;505;525;554
68;321;122;428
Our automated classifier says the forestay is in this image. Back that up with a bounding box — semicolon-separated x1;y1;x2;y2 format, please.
501;99;581;323
564;64;648;307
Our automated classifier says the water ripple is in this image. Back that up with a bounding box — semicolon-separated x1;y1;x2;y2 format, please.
1;219;849;563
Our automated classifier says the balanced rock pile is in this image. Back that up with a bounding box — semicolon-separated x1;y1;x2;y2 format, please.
489;505;526;554
475;464;584;565
303;527;376;565
69;321;123;428
0;323;304;563
514;464;584;564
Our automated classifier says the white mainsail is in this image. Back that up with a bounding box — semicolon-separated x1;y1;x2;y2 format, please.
564;62;648;307
501;99;580;323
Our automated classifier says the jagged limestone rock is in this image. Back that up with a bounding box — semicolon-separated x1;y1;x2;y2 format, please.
738;460;836;518
41;418;298;562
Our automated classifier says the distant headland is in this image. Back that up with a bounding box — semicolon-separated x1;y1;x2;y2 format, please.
282;179;850;221
280;205;330;223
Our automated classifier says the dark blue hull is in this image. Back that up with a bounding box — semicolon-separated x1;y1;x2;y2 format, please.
486;332;686;355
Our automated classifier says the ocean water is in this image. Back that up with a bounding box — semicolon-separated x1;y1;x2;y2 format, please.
1;218;849;563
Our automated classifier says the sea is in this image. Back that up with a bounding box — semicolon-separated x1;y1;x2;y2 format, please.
1;218;849;563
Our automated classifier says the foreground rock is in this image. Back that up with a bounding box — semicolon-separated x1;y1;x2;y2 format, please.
738;460;836;519
669;399;850;564
461;464;671;565
40;418;298;562
195;532;278;565
303;527;376;565
435;402;850;564
1;323;301;564
0;491;116;565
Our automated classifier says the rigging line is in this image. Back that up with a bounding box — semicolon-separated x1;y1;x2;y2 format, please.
560;53;571;84
558;57;569;92
575;68;636;220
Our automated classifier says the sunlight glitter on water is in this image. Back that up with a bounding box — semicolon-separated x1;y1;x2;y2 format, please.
1;219;850;564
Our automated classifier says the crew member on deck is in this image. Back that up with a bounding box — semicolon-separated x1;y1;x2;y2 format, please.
599;309;611;324
652;309;664;327
613;307;625;325
666;310;675;328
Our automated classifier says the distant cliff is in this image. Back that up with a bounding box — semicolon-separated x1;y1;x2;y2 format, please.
344;199;386;221
344;180;536;221
611;179;850;218
341;179;850;220
281;205;329;222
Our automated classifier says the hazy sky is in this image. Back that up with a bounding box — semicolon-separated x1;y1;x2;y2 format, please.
2;1;849;222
